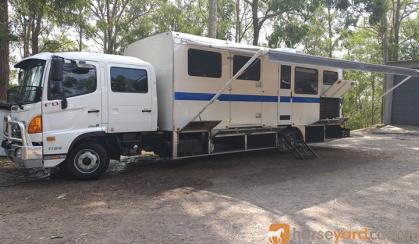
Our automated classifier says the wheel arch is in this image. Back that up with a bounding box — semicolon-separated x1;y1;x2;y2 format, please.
68;132;122;160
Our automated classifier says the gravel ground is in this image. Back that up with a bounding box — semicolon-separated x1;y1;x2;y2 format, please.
0;127;418;244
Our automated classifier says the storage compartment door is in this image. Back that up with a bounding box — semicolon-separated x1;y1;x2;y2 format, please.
229;54;262;127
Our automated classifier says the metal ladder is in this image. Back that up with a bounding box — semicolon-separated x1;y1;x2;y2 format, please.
279;132;319;160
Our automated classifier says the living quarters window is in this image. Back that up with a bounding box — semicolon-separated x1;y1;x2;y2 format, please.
280;65;291;89
294;67;318;95
48;63;96;100
188;49;222;78
323;71;338;85
233;55;261;81
111;67;148;93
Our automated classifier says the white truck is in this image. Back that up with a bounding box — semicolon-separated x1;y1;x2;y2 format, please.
3;32;418;179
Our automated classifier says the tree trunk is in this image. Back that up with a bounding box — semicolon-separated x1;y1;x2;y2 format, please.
251;0;259;45
23;18;30;57
31;16;42;55
208;0;218;38
327;6;333;58
392;0;401;61
235;0;240;42
0;0;9;101
371;74;375;125
382;16;389;64
79;26;83;51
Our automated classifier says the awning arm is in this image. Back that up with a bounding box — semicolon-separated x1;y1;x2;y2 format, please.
380;75;412;99
185;48;269;127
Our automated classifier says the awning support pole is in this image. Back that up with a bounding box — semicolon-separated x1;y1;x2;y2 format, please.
185;48;269;127
380;75;412;99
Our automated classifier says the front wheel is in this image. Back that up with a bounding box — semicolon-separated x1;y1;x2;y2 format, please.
64;142;110;180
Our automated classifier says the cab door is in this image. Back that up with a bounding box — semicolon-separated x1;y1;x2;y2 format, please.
278;65;292;125
42;60;102;156
107;64;153;133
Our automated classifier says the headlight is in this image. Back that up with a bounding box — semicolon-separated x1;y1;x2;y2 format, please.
11;124;21;138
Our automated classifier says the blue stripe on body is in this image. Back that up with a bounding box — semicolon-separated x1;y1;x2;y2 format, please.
174;92;320;103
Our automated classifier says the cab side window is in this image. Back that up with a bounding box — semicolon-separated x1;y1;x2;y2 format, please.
294;67;318;95
48;63;97;100
111;67;148;93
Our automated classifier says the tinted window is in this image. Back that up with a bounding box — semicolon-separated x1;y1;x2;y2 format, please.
233;55;261;81
48;63;96;100
323;71;339;85
295;67;318;95
111;67;148;93
280;65;291;89
188;49;222;78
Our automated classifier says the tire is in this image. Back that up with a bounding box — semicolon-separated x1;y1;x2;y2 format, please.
64;142;110;180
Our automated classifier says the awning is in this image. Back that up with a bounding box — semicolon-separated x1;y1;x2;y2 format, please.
268;51;418;77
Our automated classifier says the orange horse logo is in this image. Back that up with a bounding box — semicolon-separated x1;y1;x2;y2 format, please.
268;223;290;244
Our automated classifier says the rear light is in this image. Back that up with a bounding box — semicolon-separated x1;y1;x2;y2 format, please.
28;115;42;134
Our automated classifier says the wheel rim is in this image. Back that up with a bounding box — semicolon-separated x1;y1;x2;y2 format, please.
74;149;100;174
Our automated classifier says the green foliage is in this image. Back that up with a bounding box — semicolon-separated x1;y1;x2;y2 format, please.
268;18;309;48
399;16;419;61
152;0;207;35
216;0;235;40
342;28;384;129
40;34;79;53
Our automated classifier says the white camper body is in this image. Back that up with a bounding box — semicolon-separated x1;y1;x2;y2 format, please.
125;32;347;133
3;32;417;179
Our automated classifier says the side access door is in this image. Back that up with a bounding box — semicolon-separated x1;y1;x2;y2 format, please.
42;60;102;157
278;64;292;125
229;54;263;127
107;64;153;133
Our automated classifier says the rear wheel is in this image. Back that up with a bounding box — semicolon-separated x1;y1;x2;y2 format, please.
64;142;109;180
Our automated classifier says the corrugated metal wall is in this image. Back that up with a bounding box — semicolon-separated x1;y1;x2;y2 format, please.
391;75;419;125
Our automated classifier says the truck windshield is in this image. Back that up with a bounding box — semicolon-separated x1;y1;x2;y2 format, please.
8;59;45;105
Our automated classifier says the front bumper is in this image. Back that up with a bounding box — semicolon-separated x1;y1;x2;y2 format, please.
2;117;43;168
3;140;43;168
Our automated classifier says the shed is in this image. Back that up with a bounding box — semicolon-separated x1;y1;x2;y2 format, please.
383;60;419;125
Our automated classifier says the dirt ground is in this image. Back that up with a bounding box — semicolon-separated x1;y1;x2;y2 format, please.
0;126;418;244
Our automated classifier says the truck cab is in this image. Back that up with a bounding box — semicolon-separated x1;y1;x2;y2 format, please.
2;52;157;179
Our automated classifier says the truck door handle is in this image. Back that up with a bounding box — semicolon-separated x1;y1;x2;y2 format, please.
88;109;100;113
142;109;152;113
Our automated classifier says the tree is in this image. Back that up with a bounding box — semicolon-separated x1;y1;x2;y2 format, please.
10;0;84;57
234;0;253;42
0;0;9;101
208;0;218;37
343;28;384;129
88;0;155;54
216;0;235;40
10;0;46;57
153;0;207;35
245;0;304;45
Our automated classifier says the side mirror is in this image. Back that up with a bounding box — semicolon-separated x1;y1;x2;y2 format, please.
51;56;64;81
50;56;68;109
